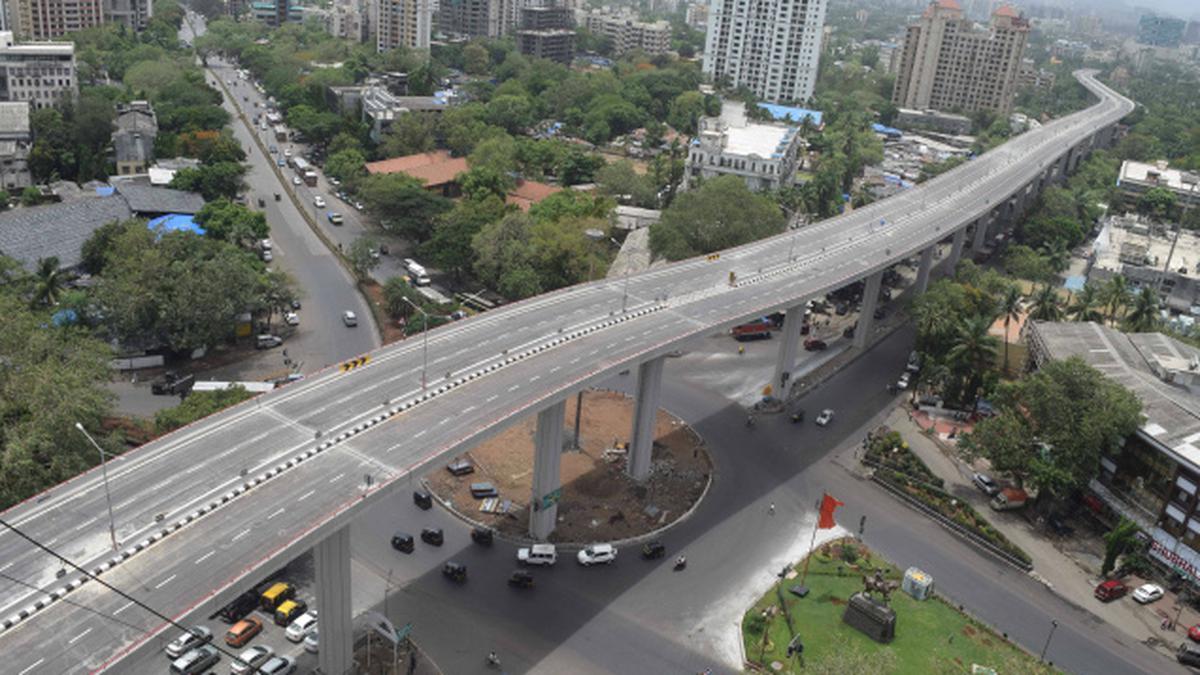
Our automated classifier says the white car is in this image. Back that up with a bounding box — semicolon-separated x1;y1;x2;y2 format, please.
231;645;274;675
342;310;358;327
284;312;300;326
259;656;296;675
261;249;273;262
517;543;557;566
260;239;272;250
303;628;319;653
815;409;834;426
291;176;302;186
284;148;293;158
164;625;211;658
1132;583;1164;604
897;372;911;390
313;196;326;208
285;610;318;642
577;543;617;566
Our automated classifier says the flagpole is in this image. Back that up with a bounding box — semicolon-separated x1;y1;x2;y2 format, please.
799;493;824;587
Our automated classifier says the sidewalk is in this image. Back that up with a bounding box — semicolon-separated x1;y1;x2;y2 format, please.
884;405;1198;656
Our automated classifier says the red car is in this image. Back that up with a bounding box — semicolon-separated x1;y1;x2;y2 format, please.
1094;579;1128;602
1189;624;1200;642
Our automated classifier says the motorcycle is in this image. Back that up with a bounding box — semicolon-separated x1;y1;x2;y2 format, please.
674;555;687;571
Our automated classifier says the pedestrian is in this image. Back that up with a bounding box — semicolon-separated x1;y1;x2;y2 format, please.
769;502;775;515
738;345;745;355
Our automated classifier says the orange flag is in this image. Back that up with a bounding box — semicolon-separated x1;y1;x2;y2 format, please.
817;493;844;529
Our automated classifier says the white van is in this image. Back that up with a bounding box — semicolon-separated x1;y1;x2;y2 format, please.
517;543;557;566
403;258;431;286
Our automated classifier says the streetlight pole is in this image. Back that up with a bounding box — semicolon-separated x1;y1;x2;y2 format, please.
621;272;631;313
74;422;118;552
1038;619;1059;662
400;297;429;390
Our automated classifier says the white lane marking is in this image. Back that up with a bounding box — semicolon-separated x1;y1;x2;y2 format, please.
413;430;426;439
0;562;13;572
267;508;285;520
18;658;43;675
508;385;520;392
485;395;498;403
194;551;216;565
154;574;177;589
301;489;318;501
68;627;92;644
231;529;251;542
114;601;133;614
461;406;476;414
529;375;540;382
549;366;560;373
74;517;98;532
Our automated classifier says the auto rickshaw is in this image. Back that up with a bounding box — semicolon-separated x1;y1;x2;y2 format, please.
790;409;805;424
641;541;666;559
257;196;265;208
274;192;281;201
442;561;467;582
471;526;494;546
507;570;534;588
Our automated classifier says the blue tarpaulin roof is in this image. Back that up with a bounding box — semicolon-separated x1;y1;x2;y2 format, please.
148;213;205;236
1064;275;1087;292
872;123;902;137
94;186;115;197
757;103;823;126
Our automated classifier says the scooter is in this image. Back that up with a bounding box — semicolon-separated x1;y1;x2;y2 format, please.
674;555;687;571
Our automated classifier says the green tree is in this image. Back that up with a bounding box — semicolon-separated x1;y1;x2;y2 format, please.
379;112;438;158
947;314;1000;407
1002;244;1055;283
194;199;269;247
358;173;452;241
382;275;425;319
324;149;367;187
528;190;612;224
169;161;247;201
596;160;657;207
347;236;381;281
1102;275;1131;323
1137;186;1177;220
1028;283;1064;321
154;386;254;434
29;257;65;308
666;90;707;135
649;175;785;260
1067;283;1103;322
1101;518;1141;577
463;42;490;76
258;268;301;330
485;94;534;135
422;195;508;281
997;285;1023;374
1123;286;1160;332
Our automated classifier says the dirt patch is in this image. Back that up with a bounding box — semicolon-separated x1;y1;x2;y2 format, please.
961;625;977;637
828;596;847;606
360;281;407;345
424;389;712;543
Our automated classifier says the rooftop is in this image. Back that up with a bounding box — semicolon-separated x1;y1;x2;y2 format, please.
707;102;800;160
112;183;205;215
1119;160;1200;196
1030;321;1200;471
506;179;561;211
756;103;823;127
366;151;470;187
0;196;133;270
0;102;30;135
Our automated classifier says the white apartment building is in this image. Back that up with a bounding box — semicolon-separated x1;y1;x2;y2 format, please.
104;0;151;31
702;0;827;104
0;31;75;109
578;8;670;55
683;101;804;192
376;0;432;51
8;0;103;39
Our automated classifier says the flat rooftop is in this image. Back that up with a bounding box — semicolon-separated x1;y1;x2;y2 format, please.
1030;321;1200;471
1093;215;1200;277
1119;160;1200;194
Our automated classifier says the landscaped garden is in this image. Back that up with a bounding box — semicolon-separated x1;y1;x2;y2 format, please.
741;537;1053;674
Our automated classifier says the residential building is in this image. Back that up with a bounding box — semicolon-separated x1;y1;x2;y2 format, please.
0;31;76;109
437;0;490;37
683;2;705;31
251;0;301;26
104;0;151;31
375;0;432;51
1117;160;1200;210
360;84;448;142
578;8;670;56
683;101;804;193
892;2;1030;116
1017;58;1055;92
702;0;828;104
327;2;368;41
0;100;30;189
8;0;103;39
895;108;972;136
515;4;574;64
1138;13;1185;48
1026;321;1200;590
1088;213;1200;314
112;100;156;176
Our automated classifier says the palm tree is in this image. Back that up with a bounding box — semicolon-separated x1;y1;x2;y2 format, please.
29;257;64;308
1102;275;1131;324
1067;283;1102;322
1040;241;1070;274
996;286;1023;375
1124;286;1161;332
1029;284;1064;321
948;315;1000;408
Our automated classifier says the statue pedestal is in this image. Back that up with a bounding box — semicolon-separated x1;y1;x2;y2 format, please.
842;592;896;643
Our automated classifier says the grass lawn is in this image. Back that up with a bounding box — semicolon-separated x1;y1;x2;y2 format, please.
742;538;1052;673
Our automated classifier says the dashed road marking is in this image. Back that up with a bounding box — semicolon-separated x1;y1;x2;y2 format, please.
232;529;251;542
154;574;176;589
114;601;133;615
18;658;44;675
194;551;216;565
68;628;92;645
485;395;498;403
267;508;285;520
508;385;520;392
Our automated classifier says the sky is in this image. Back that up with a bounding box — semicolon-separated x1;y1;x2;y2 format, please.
1128;1;1199;21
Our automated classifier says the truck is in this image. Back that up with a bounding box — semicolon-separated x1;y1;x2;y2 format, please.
302;170;318;187
404;258;431;286
273;125;288;142
731;321;772;341
989;487;1028;511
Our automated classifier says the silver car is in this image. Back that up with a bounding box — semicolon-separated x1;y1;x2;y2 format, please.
164;625;211;658
231;645;274;675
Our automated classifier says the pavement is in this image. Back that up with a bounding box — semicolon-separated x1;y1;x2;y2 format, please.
883;405;1200;661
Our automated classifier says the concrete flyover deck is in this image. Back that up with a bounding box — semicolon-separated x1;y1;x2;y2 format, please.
0;71;1133;674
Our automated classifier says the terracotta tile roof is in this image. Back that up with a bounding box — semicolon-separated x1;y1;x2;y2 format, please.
405;157;470;187
993;4;1018;18
365;150;453;176
506;179;561;211
364;150;469;188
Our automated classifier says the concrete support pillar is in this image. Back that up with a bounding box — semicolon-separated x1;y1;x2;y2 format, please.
853;270;883;350
772;302;806;396
948;228;966;270
530;399;566;539
972;216;989;253
315;526;353;675
914;245;935;295
627;356;665;481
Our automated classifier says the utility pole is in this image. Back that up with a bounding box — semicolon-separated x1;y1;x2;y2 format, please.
400;297;429;390
74;423;118;552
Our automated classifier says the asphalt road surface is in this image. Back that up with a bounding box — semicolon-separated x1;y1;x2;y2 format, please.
0;66;1134;674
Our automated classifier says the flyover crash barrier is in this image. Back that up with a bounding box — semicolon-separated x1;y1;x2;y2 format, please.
0;299;669;636
340;356;371;373
867;467;1034;572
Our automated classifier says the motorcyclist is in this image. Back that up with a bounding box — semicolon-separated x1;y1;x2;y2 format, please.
487;651;500;666
675;555;687;568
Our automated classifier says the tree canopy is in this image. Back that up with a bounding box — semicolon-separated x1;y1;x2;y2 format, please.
649;176;785;260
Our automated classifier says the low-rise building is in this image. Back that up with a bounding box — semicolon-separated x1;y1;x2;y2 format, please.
1117;160;1200;209
366;150;560;207
577;8;670;55
112;100;156;176
1026;321;1200;590
1089;213;1200;315
1017;58;1056;92
361;85;449;143
895;108;973;136
0;101;31;190
0;31;76;109
683;101;804;193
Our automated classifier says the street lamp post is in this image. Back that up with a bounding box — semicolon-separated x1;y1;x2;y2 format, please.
1038;619;1059;662
74;422;118;552
400;297;429;390
620;272;631;313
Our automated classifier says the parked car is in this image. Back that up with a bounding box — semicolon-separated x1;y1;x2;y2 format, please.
1189;624;1200;642
815;409;834;426
421;527;444;546
470;482;498;498
1178;642;1200;667
224;617;262;647
803;338;827;351
447;459;475;476
291;176;302;186
274;599;307;626
259;655;296;675
1094;579;1128;602
169;645;219;674
304;629;319;653
972;472;1000;496
285;610;318;642
442;561;467;582
218;590;259;624
231;645;274;675
342;310;357;327
1132;583;1164;604
256;334;283;349
268;145;277;154
471;527;494;545
284;148;292;158
577;543;617;566
165;625;212;658
284;312;300;326
896;372;911;390
277;158;286;167
391;531;414;554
